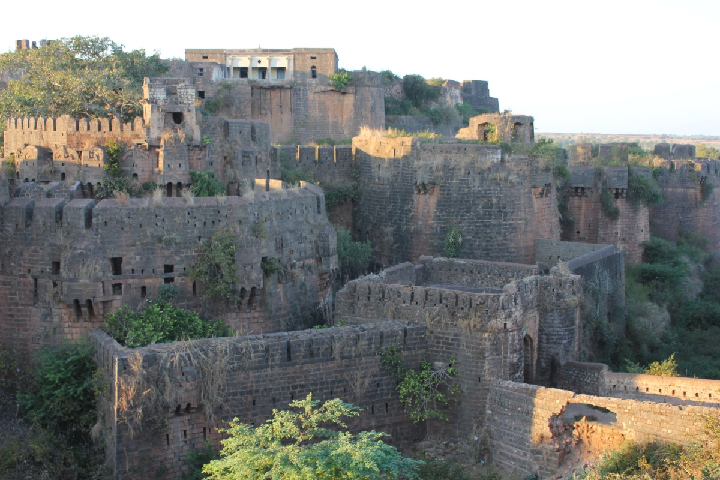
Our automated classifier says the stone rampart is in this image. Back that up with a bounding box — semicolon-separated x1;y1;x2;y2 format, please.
272;145;356;188
354;137;559;266
0;185;337;353
487;380;718;478
90;321;426;479
558;361;720;406
563;166;650;263
336;258;582;441
650;159;720;253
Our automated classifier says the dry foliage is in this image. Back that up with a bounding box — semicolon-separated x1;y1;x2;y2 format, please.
181;188;195;205
114;190;130;206
116;341;233;438
152;187;164;206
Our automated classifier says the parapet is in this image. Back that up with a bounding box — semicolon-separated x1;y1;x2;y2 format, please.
459;113;535;143
654;143;696;160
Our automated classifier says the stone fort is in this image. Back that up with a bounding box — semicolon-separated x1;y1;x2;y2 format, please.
2;43;720;479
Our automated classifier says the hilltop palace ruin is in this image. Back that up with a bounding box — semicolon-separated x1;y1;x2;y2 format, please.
2;43;720;480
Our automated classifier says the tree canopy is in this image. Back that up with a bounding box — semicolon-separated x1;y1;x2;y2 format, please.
202;394;421;479
0;36;167;125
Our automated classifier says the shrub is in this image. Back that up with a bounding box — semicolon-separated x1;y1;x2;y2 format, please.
201;394;421;480
324;185;359;212
328;69;351;90
627;173;662;207
18;340;98;441
645;353;680;376
189;228;242;303
1;155;15;179
337;227;372;280
696;144;720;159
190;170;225;197
260;257;281;277
600;188;620;220
455;103;485;126
252;220;267;239
443;224;463;258
380;346;460;422
426;106;460;126
104;299;232;348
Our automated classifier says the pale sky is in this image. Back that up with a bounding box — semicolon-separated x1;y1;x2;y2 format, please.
2;0;718;136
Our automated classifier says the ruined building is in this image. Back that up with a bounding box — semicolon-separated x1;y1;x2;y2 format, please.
166;47;386;144
0;76;338;353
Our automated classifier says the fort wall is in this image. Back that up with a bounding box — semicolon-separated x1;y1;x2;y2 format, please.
353;137;559;266
536;240;626;332
487;380;718;478
558;361;720;406
91;321;426;479
0;185;337;353
650;159;720;252
335;257;582;441
563;166;650;263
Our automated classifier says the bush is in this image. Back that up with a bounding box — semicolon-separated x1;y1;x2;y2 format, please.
190;227;242;303
645;354;680;376
455;103;485;126
260;257;281;277
328;69;351;90
627;173;662;207
324;185;358;212
443;224;463;258
104;299;232;348
190;170;225;197
380;346;460;422
426;106;460;126
600;188;620;220
337;227;372;280
18;340;98;441
385;96;421;116
1;155;15;179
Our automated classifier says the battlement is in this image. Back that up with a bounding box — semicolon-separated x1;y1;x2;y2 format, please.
6;115;145;135
458;113;535;143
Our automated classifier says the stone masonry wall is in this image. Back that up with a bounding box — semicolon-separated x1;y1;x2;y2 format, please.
563;167;650;263
91;321;426;480
0;185;337;353
650;159;720;253
354;137;560;267
558;361;720;406
335;259;581;442
487;380;718;478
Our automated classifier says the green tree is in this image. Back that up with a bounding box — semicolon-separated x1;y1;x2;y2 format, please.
202;394;421;480
0;36;167;142
402;75;441;109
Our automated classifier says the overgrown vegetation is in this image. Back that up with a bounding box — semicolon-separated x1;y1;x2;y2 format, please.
104;286;232;347
600;188;620;220
443;224;463;258
1;154;16;179
2;340;107;479
260;257;282;277
324;185;359;212
600;234;720;379
337;227;373;281
0;35;168;144
380;346;460;422
201;394;422;479
578;415;720;479
96;139;130;200
189;227;242;304
697;144;720;159
627;172;663;208
329;69;351;90
190;170;225;197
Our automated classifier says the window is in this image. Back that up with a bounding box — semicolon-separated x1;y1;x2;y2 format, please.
310;56;317;59
172;112;184;124
202;55;208;59
311;66;317;79
276;67;285;80
240;67;248;78
52;261;60;275
197;68;204;77
111;257;122;276
258;67;267;79
198;90;205;99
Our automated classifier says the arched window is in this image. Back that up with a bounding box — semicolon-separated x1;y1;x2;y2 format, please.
310;66;317;79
